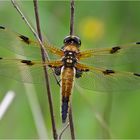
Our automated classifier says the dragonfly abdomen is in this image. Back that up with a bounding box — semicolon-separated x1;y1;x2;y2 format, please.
61;66;75;123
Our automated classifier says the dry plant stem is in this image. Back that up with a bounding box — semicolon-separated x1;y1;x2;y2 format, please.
68;0;75;139
58;123;70;139
11;0;49;59
69;106;75;139
11;0;59;85
33;0;58;139
70;0;74;36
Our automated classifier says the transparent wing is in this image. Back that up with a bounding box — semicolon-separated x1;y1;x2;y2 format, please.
0;57;62;84
78;43;140;70
75;66;140;93
0;26;63;59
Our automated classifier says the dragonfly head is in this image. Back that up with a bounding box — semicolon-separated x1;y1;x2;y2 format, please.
63;35;81;47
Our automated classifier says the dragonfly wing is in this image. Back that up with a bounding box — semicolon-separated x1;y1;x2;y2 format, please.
78;43;140;70
0;26;42;58
75;65;140;93
0;26;63;59
0;58;62;84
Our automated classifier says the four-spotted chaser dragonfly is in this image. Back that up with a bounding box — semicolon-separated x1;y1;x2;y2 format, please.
0;25;140;123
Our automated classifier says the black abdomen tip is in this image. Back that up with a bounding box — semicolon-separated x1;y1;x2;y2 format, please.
61;96;69;123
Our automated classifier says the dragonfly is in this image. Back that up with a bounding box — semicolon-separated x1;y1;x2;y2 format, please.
0;26;140;123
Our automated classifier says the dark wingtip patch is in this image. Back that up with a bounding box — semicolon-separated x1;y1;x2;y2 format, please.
136;42;140;44
134;73;140;77
110;46;121;54
21;60;34;65
103;69;115;75
85;69;89;72
19;35;30;44
0;26;5;30
0;57;3;59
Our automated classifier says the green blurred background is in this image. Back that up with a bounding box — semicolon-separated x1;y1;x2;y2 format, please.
0;0;140;139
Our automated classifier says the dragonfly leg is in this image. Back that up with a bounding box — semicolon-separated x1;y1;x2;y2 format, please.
75;69;83;78
56;79;61;87
54;67;61;76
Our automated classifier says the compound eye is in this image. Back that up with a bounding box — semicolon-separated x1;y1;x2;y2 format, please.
63;36;71;44
73;36;81;46
63;35;81;47
77;38;81;46
79;40;81;45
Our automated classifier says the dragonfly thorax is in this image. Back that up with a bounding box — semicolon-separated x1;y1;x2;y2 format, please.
62;51;77;67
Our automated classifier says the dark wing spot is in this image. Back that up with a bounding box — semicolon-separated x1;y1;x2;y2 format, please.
110;46;121;54
136;42;140;44
85;69;89;72
48;64;52;67
19;35;30;44
21;60;34;66
0;26;5;30
134;73;140;77
0;57;3;59
103;69;115;75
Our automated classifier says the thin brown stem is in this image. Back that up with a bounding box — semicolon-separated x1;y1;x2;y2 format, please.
33;0;58;139
11;0;49;59
69;105;75;139
69;0;75;139
70;0;74;36
11;0;59;85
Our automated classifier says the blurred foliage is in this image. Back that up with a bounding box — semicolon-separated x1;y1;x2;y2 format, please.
0;1;140;139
